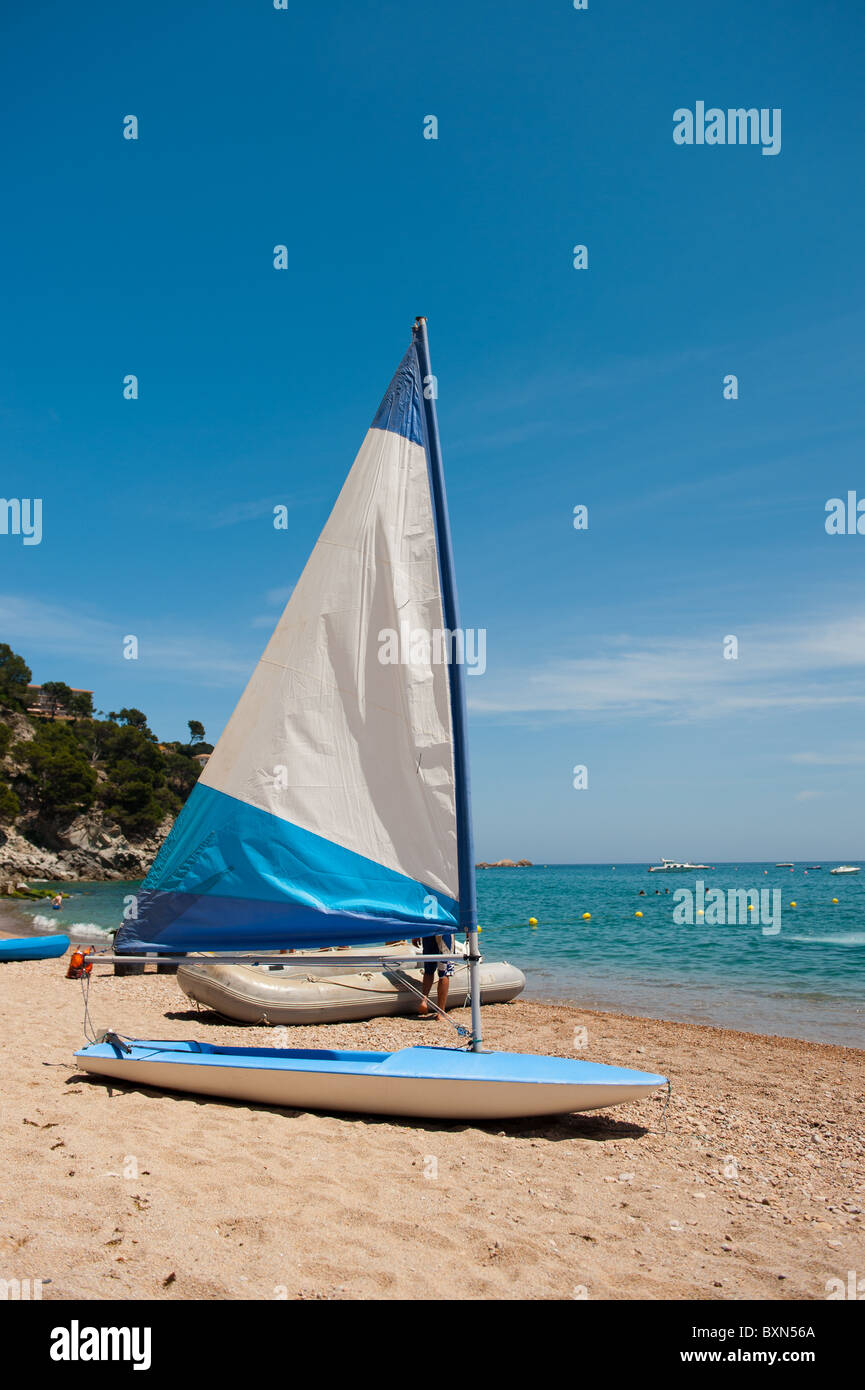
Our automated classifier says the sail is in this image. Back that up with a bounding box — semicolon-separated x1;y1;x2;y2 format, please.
116;339;463;953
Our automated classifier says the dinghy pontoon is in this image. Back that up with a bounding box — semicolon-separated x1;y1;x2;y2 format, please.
176;954;525;1025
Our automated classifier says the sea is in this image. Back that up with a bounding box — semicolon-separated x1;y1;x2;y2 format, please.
6;863;863;1047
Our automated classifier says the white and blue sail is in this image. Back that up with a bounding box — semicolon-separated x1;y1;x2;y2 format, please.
116;322;476;953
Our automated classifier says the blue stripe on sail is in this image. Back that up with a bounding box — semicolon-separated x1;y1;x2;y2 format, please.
370;344;423;445
114;783;457;954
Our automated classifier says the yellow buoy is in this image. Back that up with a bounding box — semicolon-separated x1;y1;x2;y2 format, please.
790;901;796;908
528;917;538;927
582;912;591;920
747;904;754;910
635;910;643;917
832;897;839;904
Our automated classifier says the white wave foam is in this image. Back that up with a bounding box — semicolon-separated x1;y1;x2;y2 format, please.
791;932;865;946
30;915;62;932
31;914;111;939
69;923;113;940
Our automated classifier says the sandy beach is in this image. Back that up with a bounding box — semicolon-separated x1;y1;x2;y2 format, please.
1;933;862;1301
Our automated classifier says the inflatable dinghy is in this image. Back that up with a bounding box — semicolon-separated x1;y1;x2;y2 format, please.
177;953;525;1025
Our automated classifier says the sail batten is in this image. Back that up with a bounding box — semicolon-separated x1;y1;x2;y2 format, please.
116;336;462;954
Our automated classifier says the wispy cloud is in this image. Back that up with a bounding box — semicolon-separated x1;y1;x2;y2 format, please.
468;613;865;723
265;586;294;607
448;346;708;458
201;497;286;530
7;594;863;729
0;595;251;686
790;748;865;766
141;486;320;533
251;585;295;628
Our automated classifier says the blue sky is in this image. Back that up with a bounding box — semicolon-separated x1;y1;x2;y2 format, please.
1;1;864;862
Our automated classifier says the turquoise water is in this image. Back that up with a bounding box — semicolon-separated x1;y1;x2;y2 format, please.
7;863;864;1046
474;863;864;1047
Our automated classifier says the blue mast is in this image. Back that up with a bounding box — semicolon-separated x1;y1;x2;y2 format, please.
412;317;482;1049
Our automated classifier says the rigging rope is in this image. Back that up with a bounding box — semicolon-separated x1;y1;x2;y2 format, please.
296;967;470;1041
657;1077;673;1134
80;973;136;1052
80;971;98;1044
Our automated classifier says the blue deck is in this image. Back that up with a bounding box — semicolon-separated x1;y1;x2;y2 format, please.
75;1040;667;1088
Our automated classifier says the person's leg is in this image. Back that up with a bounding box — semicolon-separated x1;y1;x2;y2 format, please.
418;970;435;1015
435;973;450;1016
434;948;456;1018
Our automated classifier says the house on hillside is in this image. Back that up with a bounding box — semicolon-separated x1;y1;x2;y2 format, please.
25;685;93;720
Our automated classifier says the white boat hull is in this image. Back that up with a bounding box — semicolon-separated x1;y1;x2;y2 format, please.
75;1041;668;1121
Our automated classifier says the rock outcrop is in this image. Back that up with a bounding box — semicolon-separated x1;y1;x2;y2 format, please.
0;812;172;887
0;691;198;887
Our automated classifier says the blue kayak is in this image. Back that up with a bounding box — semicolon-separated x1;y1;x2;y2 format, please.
0;933;70;961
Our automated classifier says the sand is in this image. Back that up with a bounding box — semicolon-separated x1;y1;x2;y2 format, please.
0;941;862;1301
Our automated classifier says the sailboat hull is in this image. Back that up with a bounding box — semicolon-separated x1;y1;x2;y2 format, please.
74;1041;667;1120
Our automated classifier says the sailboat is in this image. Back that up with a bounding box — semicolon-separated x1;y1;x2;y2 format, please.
75;320;667;1120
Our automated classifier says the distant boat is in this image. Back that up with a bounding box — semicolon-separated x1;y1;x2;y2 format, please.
829;865;861;875
648;858;710;872
775;863;794;868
